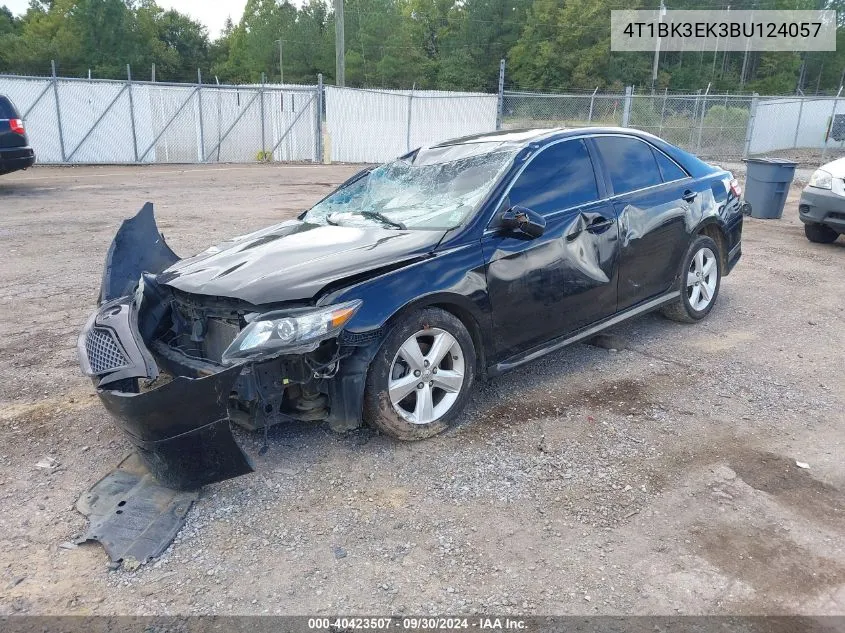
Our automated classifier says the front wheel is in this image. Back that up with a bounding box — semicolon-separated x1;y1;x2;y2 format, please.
363;307;476;440
661;235;722;323
804;223;839;244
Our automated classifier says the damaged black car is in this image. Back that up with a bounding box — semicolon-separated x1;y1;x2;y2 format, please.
78;128;744;490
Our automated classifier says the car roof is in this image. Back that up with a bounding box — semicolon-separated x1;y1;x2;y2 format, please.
431;126;666;151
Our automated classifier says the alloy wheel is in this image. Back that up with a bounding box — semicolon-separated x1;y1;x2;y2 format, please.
388;328;465;425
687;246;718;312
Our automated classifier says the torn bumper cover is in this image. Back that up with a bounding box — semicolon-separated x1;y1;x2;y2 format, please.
79;297;253;489
78;205;254;490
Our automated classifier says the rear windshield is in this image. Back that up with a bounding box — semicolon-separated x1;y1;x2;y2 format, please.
0;96;20;119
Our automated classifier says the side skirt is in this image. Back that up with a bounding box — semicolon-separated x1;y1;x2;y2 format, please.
488;291;680;377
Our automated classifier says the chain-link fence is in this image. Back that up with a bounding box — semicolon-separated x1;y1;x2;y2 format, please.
0;72;321;164
503;89;754;161
6;61;845;167
503;87;845;165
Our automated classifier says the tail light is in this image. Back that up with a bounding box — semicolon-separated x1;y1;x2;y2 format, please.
729;178;742;198
9;118;25;135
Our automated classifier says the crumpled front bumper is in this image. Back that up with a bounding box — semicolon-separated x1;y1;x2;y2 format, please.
79;297;254;491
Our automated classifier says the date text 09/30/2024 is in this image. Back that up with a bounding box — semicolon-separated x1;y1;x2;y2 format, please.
307;617;529;631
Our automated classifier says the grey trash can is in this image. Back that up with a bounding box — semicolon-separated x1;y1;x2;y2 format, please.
743;157;797;219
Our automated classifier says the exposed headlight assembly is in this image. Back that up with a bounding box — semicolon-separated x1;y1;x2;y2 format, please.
221;300;362;364
809;169;833;190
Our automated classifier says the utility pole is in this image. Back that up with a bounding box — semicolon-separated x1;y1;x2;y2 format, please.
651;0;667;92
712;5;729;79
334;0;345;87
275;39;284;84
740;8;754;89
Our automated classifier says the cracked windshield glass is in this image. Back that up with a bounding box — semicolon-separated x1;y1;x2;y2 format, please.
304;143;519;229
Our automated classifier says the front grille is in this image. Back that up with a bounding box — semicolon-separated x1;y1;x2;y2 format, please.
85;328;128;374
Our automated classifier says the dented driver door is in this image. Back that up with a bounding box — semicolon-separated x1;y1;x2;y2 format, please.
481;139;620;362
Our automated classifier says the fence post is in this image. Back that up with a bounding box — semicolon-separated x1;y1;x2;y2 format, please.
260;72;266;158
51;60;66;162
496;59;505;131
689;89;701;147
792;95;805;149
406;84;414;153
821;87;842;162
197;68;205;162
316;73;324;163
658;88;668;136
587;86;598;124
695;83;711;153
126;65;139;163
743;92;759;158
622;86;632;126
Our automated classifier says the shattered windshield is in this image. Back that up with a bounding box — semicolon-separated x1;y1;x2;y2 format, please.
304;143;519;230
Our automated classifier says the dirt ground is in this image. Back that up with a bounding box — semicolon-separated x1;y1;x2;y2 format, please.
0;164;843;617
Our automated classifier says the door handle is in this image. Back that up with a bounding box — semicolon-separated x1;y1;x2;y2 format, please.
682;189;697;203
586;216;615;233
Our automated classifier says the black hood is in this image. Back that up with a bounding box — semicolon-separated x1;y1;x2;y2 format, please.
156;220;445;305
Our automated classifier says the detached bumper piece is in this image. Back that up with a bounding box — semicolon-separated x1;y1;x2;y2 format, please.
76;453;198;567
98;365;253;490
79;296;254;490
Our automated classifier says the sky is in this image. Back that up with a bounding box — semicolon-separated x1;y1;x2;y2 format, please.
3;0;249;38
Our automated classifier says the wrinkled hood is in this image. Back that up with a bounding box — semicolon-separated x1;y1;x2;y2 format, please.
156;220;445;305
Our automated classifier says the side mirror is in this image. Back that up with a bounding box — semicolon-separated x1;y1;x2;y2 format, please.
500;206;546;238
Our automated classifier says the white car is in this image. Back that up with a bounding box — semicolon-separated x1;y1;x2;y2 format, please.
799;158;845;243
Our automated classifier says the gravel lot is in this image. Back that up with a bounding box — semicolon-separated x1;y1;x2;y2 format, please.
0;164;843;616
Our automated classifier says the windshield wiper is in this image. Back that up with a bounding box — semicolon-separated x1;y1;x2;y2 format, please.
324;210;405;230
357;211;406;230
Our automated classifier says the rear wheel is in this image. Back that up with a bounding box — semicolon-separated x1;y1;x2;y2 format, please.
804;223;839;244
363;308;476;440
661;235;722;323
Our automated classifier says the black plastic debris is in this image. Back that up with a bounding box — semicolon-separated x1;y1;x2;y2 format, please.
75;453;198;568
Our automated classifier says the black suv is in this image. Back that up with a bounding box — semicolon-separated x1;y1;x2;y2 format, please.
0;95;35;175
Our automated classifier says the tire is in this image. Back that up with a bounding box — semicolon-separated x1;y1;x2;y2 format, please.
661;235;722;324
804;223;839;244
363;307;476;441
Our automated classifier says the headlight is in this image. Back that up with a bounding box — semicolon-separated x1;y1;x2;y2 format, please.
221;300;362;364
809;169;833;190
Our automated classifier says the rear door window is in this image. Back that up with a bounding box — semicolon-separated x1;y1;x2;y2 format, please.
0;97;19;119
594;136;663;195
653;149;688;182
507;139;599;215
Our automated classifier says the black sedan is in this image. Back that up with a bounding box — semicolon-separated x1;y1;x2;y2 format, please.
0;95;35;175
78;128;744;489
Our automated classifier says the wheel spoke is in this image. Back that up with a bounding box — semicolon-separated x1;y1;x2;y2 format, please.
414;385;434;422
702;256;715;277
398;337;425;371
426;331;455;367
431;369;463;393
686;271;698;287
694;249;704;273
389;373;419;404
689;285;701;308
699;282;711;303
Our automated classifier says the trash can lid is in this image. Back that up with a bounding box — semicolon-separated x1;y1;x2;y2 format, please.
743;157;798;166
